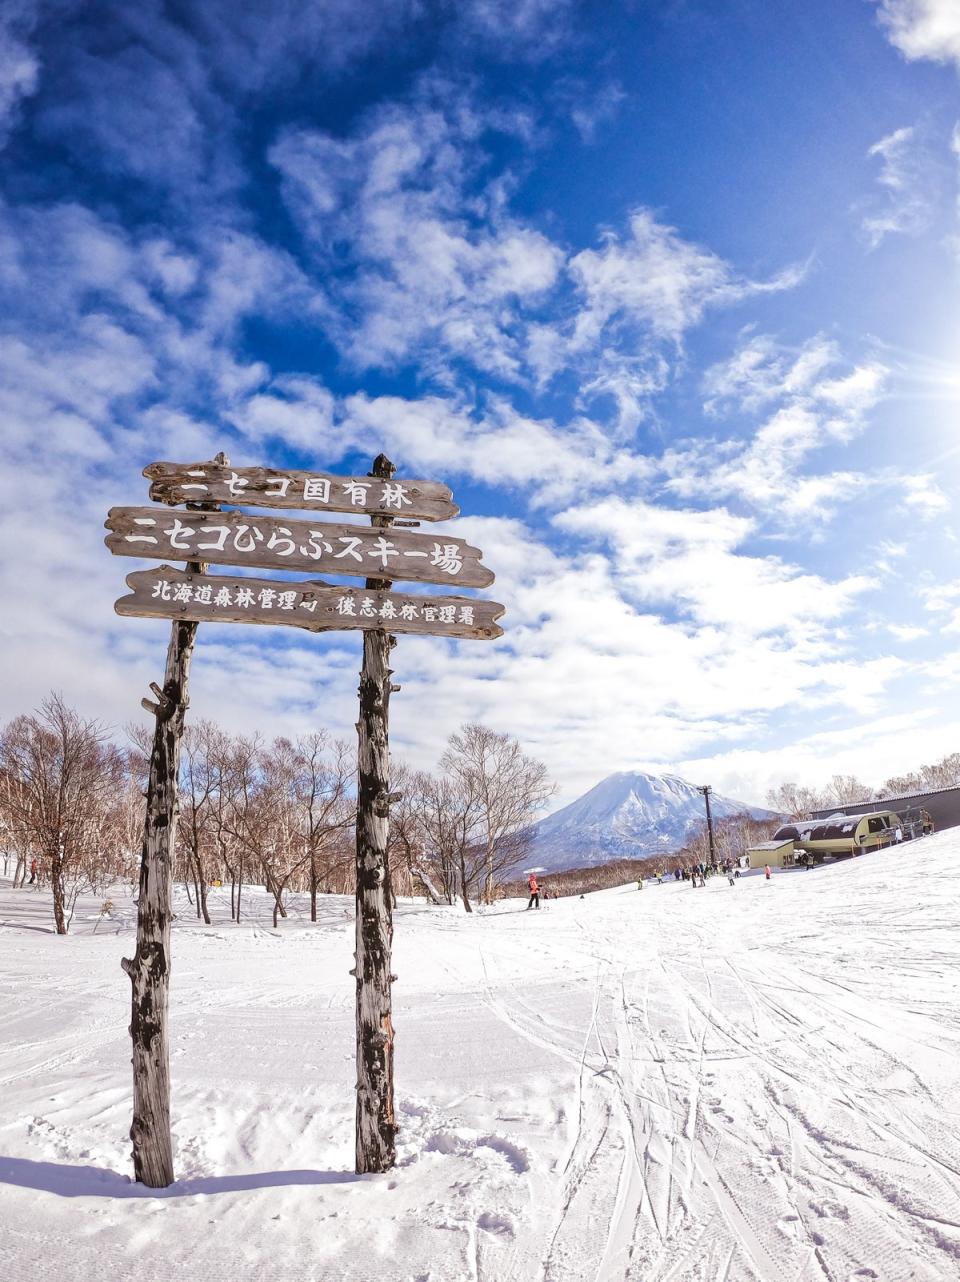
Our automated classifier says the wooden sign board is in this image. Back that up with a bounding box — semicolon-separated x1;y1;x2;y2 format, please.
145;461;458;522
105;507;494;589
115;568;505;640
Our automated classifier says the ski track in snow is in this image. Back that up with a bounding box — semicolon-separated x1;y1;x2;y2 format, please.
2;832;960;1281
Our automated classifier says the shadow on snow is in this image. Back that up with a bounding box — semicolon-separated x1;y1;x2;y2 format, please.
0;1156;362;1198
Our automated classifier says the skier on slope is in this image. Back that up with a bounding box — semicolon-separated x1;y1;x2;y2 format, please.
764;864;772;882
526;873;540;911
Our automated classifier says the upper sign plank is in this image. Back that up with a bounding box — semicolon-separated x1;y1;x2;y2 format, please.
145;461;458;522
105;506;494;589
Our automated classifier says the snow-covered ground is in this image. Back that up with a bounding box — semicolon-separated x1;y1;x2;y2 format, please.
2;832;960;1282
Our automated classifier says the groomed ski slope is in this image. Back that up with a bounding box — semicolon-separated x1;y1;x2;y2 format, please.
2;830;959;1282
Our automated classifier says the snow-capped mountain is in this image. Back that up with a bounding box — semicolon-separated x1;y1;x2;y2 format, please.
522;771;776;873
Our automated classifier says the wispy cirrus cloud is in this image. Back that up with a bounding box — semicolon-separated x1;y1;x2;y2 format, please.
567;210;803;349
660;335;887;521
270;93;560;379
23;0;427;202
0;2;39;147
861;126;935;248
270;88;806;412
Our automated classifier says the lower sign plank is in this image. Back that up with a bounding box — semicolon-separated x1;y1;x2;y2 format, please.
115;568;505;640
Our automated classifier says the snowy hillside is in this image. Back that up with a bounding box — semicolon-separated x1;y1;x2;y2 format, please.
524;769;776;872
4;831;960;1281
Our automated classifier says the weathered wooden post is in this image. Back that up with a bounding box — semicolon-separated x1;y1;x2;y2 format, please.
120;453;226;1188
355;453;399;1173
121;616;195;1187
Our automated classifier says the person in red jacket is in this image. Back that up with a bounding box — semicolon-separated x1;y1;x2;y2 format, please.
526;873;540;910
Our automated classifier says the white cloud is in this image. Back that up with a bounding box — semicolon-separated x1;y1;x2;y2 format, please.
576;351;670;436
552;495;874;638
703;333;839;415
569;81;625;143
270;99;563;379
888;623;929;640
862;126;933;248
0;7;39;147
19;1;426;200
877;1;960;69
371;508;905;805
270;94;803;409
338;392;654;506
901;472;950;516
567;209;804;351
453;0;575;58
678;707;949;809
664;335;887;521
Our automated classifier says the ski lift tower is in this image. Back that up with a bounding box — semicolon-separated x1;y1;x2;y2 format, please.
698;785;716;865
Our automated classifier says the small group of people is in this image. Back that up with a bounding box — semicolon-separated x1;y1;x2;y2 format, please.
637;858;748;891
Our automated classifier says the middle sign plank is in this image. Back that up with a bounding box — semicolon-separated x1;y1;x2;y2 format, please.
105;507;494;589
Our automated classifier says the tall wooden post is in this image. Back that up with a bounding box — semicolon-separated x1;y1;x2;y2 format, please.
121;617;197;1187
355;453;398;1174
121;454;225;1188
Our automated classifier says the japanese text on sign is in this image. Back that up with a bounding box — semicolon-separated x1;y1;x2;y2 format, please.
124;515;463;576
146;577;478;626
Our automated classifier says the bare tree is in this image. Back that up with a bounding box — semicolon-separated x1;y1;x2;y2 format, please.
766;781;829;820
177;721;234;925
825;775;874;806
290;732;354;920
384;762;437;903
768;774;876;818
441;724;553;904
0;694;125;934
418;772;481;912
218;733;289;925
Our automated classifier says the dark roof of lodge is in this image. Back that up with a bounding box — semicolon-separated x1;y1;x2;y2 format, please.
773;810;896;843
809;784;960;819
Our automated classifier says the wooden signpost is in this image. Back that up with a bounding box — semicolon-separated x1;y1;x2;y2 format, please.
106;452;502;1187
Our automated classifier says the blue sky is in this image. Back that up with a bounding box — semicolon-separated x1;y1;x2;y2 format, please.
2;0;959;808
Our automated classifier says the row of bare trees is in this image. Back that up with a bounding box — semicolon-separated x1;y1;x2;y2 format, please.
766;775;874;821
766;752;960;821
394;726;554;912
878;752;960;800
0;695;552;933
